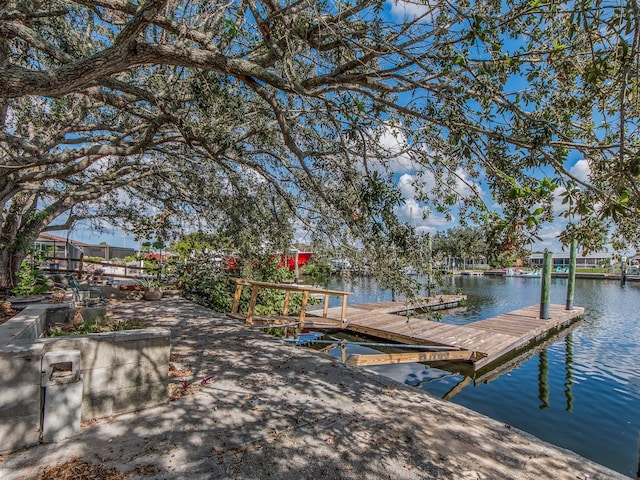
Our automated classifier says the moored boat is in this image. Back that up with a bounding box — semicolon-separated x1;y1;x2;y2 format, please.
505;268;541;278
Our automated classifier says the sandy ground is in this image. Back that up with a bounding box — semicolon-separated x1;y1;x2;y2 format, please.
0;297;630;479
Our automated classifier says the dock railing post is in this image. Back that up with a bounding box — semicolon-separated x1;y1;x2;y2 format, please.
566;239;577;310
540;250;552;319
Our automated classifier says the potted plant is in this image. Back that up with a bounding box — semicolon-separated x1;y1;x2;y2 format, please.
138;278;164;300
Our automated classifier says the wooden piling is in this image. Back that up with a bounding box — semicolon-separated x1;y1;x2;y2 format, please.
540;250;552;319
566;239;577;310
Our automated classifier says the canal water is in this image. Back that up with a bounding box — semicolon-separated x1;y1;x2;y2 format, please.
320;275;640;477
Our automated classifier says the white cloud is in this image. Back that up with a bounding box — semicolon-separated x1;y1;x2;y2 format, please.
397;165;482;204
551;185;568;217
387;0;437;20
532;223;567;253
396;174;459;231
396;197;454;232
569;159;590;183
364;125;415;174
5;107;17;134
397;173;425;198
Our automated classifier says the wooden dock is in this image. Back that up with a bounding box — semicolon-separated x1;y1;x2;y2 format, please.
323;301;584;370
226;279;584;371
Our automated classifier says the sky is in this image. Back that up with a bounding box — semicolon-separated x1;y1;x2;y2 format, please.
65;222;140;250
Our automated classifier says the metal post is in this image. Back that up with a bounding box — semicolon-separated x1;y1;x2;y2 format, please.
566;239;577;310
539;249;552;319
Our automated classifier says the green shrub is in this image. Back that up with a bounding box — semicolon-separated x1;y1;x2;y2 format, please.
173;252;318;314
12;263;49;296
48;318;146;336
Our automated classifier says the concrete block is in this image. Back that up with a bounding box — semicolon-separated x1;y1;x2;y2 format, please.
112;381;168;413
42;378;83;443
0;382;40;408
79;365;113;393
82;381;168;420
0;344;43;453
0;305;70;346
42;335;116;370
0;343;44;386
0;314;42;345
77;306;108;324
44;304;72;324
15;305;50;340
0;414;41;453
81;391;114;420
0;384;40;417
110;361;168;390
114;328;170;366
115;327;171;342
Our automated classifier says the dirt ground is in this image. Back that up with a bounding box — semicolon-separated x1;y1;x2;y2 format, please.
0;298;630;479
0;300;16;325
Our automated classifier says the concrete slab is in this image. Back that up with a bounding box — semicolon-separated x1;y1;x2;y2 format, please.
0;298;628;480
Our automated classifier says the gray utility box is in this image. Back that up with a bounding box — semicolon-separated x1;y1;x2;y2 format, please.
41;350;83;443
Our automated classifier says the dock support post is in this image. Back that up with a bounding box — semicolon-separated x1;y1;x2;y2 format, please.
566;239;577;310
539;249;552;319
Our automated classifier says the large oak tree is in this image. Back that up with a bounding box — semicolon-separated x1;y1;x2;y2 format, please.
1;0;639;291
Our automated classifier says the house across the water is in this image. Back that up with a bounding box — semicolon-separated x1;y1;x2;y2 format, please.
528;251;615;269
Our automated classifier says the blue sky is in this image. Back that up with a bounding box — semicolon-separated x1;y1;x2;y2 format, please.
64;222;139;249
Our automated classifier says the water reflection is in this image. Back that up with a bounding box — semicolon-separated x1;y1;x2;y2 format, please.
442;376;472;401
538;350;550;409
564;335;574;412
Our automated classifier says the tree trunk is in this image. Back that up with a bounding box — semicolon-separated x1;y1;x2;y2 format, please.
0;247;27;293
0;195;48;292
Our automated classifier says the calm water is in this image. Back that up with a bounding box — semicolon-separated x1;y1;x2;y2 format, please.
320;275;640;477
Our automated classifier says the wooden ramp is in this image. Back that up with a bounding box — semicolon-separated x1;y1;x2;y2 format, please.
323;302;584;371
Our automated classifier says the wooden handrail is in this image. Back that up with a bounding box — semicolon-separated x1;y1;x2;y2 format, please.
231;278;351;325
